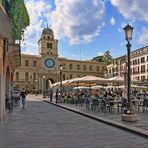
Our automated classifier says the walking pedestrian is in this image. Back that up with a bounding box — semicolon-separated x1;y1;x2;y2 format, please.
20;88;27;109
49;89;53;102
55;89;58;103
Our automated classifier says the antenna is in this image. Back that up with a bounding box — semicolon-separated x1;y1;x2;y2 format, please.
80;48;82;61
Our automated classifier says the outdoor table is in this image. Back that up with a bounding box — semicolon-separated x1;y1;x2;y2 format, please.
109;100;122;113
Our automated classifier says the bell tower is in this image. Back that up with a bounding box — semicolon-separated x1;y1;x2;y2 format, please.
38;26;58;57
38;27;59;83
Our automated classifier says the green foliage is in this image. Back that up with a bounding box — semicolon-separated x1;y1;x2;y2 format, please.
91;55;103;62
102;50;113;64
91;50;113;64
4;0;30;40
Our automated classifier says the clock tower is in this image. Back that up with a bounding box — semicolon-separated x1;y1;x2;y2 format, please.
38;27;59;84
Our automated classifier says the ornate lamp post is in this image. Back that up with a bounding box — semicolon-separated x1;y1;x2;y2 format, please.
43;75;46;98
122;24;138;122
59;65;63;96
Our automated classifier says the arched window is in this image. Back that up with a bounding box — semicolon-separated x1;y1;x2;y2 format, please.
25;60;29;67
16;72;19;81
25;72;29;81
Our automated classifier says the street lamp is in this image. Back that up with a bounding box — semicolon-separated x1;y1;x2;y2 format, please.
122;24;138;122
35;79;38;95
59;65;63;96
43;75;46;98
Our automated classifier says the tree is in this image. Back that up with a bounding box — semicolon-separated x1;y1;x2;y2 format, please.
91;50;113;64
91;55;103;62
4;0;30;40
102;50;113;64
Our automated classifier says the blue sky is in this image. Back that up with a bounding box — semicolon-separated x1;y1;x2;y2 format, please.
22;0;148;60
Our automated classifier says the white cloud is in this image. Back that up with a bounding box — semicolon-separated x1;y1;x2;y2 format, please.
138;27;148;44
111;0;148;22
22;0;52;54
96;52;104;56
110;17;116;26
51;0;105;44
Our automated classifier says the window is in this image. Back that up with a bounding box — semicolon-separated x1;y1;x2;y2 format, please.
47;43;52;48
109;69;111;74
69;75;72;79
97;66;99;71
138;66;139;73
141;65;145;73
16;72;19;81
25;72;29;81
63;74;65;80
141;76;145;82
33;61;37;67
33;73;36;81
25;60;29;67
89;65;92;71
63;63;66;69
83;65;86;70
77;64;80;70
112;68;114;74
69;64;72;70
141;57;145;63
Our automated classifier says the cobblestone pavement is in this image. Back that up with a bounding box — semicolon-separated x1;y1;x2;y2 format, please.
41;95;148;132
0;95;148;148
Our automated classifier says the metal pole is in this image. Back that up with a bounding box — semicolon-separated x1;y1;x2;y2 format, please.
60;70;62;95
126;41;131;111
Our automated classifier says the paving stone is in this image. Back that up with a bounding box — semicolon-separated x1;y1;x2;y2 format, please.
0;95;147;148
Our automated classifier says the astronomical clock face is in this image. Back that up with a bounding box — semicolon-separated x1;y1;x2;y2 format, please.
44;58;55;68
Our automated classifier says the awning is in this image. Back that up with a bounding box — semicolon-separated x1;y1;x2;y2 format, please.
0;9;11;39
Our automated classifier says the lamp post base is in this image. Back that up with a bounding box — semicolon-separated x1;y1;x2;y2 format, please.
121;113;138;122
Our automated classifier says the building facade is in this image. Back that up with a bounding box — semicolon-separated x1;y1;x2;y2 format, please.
106;46;148;83
0;3;20;121
13;27;106;92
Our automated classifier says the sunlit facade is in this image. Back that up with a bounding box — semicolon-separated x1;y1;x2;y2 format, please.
13;27;106;92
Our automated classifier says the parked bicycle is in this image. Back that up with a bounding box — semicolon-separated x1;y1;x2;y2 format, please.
12;97;20;106
5;95;13;112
